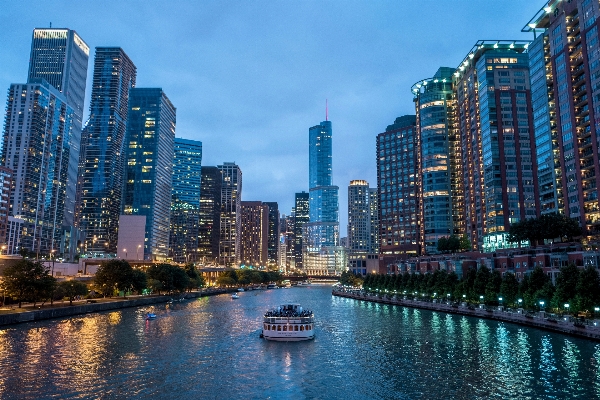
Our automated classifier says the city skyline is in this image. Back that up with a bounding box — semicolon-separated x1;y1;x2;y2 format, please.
0;1;542;230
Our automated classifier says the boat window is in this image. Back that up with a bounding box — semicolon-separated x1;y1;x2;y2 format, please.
300;325;304;331
277;325;281;331
294;325;298;331
264;324;268;330
271;325;275;330
283;325;287;331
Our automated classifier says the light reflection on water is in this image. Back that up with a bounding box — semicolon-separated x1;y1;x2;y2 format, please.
0;285;599;399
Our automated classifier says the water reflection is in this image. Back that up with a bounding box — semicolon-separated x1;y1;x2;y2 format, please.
0;285;598;399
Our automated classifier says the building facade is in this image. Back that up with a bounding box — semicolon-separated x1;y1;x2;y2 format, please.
264;201;279;267
377;115;420;267
197;166;222;264
347;180;379;275
525;0;600;235
122;88;176;261
293;192;309;269
1;80;74;254
412;67;463;254
218;162;242;266
79;47;136;255
239;201;269;266
170;138;202;263
453;41;538;252
0;167;12;248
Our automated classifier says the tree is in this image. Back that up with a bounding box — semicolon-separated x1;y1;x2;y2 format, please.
146;263;190;294
525;266;551;309
59;280;89;306
183;263;201;291
437;237;448;253
575;267;600;313
459;235;471;252
473;266;491;302
3;259;54;307
500;272;519;307
552;264;579;310
94;260;140;297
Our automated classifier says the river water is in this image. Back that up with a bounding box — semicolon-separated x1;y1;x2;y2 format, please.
0;284;599;399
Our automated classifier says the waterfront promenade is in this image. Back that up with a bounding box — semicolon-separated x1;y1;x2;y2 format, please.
332;288;600;341
0;288;229;327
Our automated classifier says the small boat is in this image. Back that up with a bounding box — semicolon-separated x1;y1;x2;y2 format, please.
146;313;157;320
237;288;245;292
231;293;240;299
267;284;277;289
262;303;315;341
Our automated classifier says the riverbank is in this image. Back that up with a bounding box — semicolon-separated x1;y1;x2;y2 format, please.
332;289;600;342
0;288;230;327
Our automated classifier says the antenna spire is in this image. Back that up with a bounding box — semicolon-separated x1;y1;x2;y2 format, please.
326;99;328;121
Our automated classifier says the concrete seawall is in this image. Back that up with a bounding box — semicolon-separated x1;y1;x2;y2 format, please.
332;290;600;342
0;289;229;327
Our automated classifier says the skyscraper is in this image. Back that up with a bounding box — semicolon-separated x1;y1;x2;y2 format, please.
377;115;420;267
453;41;538;251
348;180;378;275
170;138;202;263
122;88;176;261
1;79;74;254
198;166;222;264
525;1;600;234
412;67;463;254
218;162;242;266
27;28;89;233
239;201;269;266
264;202;280;267
79;47;136;254
293;192;309;269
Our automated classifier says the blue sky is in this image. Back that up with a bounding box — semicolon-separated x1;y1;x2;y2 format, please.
0;1;543;233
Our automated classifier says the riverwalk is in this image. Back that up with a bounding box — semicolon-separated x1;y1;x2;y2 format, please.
332;289;600;341
0;288;230;327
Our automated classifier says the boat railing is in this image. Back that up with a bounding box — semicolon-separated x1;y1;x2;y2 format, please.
263;316;314;323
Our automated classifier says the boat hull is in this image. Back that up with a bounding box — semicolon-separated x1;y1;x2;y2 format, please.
262;331;314;341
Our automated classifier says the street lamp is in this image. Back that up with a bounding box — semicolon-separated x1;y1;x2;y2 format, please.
137;244;141;261
564;303;570;314
123;248;127;260
480;295;484;303
51;249;56;277
539;300;545;311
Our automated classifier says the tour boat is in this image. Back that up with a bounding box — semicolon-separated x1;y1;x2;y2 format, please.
261;303;315;341
231;293;240;299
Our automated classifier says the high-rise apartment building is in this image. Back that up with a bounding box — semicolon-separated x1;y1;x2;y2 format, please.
264;202;279;267
170;138;202;263
377;115;420;266
293;192;309;269
122;88;176;261
0;167;12;248
412;67;463;254
453;41;538;251
239;201;269;266
218;162;242;266
348;180;379;274
198;166;222;264
79;47;136;254
525;1;600;234
27;28;89;234
280;213;296;271
1;79;74;254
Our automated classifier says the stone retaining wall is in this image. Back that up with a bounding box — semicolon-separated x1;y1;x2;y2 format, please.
332;290;600;342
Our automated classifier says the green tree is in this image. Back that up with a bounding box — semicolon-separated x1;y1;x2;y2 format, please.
183;263;201;291
525;266;551;309
94;260;138;297
3;259;54;307
437;237;448;253
146;263;190;294
59;280;89;306
575;267;600;313
485;270;502;305
500;272;519;307
473;266;491;303
552;264;579;310
459;234;471;251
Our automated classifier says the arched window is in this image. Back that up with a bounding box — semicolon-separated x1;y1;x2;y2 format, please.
294;325;298;331
283;325;287;331
277;325;281;331
300;325;304;331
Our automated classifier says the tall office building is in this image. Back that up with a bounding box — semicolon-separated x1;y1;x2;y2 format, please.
0;167;12;248
280;213;296;271
79;47;136;254
368;188;379;255
170;138;202;263
239;201;269;266
525;1;600;234
377;115;420;267
27;28;89;237
1;80;74;253
293;192;309;269
122;88;176;261
218;162;242;266
453;41;538;251
264;202;279;267
412;67;463;254
198;166;222;264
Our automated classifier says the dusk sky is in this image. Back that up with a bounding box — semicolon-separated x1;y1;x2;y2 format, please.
1;1;542;232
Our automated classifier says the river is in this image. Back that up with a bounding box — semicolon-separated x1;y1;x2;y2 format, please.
0;284;599;399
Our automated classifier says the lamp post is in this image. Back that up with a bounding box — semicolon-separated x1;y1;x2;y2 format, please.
137;244;141;261
539;300;545;312
51;249;56;277
480;295;484;303
564;303;570;315
1;245;6;255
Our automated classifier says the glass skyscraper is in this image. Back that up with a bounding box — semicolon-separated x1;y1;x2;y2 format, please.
27;28;89;231
264;201;280;267
1;79;74;254
293;192;309;269
79;47;136;254
122;88;176;261
218;162;242;266
170;138;202;263
198;166;222;263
